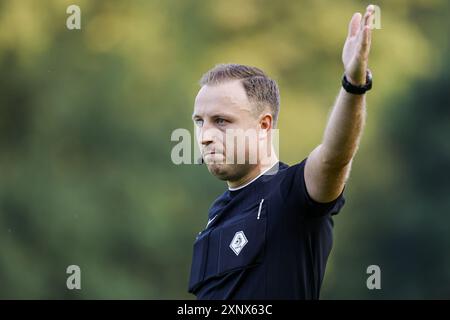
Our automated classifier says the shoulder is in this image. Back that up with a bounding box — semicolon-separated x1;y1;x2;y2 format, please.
278;158;346;217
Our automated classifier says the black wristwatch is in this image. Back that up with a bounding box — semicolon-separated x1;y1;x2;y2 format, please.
342;70;372;94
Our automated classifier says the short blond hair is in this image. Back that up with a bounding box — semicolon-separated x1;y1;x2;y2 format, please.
200;63;280;127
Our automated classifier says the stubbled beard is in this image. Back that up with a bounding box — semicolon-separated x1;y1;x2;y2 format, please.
206;162;255;182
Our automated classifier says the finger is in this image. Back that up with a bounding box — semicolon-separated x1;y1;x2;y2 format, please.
348;12;362;38
361;25;372;57
360;12;370;33
363;5;376;29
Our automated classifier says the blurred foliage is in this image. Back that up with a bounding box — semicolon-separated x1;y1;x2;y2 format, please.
0;0;448;298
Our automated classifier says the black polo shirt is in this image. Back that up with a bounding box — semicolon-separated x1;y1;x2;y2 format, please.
188;158;345;300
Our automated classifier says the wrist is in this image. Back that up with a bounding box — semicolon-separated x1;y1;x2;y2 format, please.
342;69;373;95
346;73;365;86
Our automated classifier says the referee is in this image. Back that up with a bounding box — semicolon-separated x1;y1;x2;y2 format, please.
188;5;375;299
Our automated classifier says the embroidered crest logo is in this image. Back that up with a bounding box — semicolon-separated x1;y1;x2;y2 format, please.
229;231;248;256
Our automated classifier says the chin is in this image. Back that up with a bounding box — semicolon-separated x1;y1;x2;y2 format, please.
207;163;231;180
207;162;255;183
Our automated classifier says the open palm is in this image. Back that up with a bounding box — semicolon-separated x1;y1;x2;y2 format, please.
342;5;375;86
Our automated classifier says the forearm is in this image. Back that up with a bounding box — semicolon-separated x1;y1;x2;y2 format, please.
320;87;367;167
303;5;375;202
317;5;375;167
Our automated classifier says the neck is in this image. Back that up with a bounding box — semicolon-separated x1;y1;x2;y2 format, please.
227;152;279;190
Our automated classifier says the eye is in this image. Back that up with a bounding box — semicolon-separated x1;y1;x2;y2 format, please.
194;119;204;127
215;118;227;125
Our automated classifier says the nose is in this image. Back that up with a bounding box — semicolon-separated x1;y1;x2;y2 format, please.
199;122;220;147
200;128;213;146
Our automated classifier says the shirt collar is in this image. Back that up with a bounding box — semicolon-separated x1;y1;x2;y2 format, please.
228;161;280;191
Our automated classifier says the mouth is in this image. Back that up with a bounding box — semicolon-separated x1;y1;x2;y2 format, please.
204;152;218;157
203;151;225;162
203;150;218;156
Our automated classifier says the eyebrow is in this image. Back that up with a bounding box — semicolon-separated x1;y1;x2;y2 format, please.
192;113;235;120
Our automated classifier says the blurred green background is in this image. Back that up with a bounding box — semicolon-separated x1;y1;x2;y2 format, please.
0;0;449;299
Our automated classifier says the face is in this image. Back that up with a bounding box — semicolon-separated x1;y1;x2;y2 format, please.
192;80;270;182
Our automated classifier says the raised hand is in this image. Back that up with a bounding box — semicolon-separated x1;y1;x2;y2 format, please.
342;5;376;86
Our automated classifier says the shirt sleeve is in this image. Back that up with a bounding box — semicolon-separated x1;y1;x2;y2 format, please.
280;157;346;217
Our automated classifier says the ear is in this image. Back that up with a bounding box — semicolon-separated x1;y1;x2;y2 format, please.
260;113;273;131
258;113;273;142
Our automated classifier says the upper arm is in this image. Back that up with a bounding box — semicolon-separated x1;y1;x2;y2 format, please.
304;144;352;203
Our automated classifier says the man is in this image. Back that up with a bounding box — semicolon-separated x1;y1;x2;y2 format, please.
188;5;375;299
